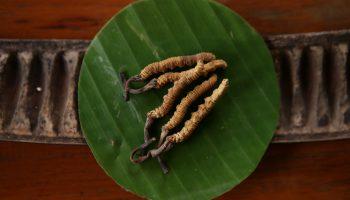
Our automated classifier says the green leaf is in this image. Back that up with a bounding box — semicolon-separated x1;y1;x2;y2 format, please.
78;0;279;199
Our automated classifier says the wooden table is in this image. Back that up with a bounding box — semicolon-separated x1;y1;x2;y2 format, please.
1;0;350;199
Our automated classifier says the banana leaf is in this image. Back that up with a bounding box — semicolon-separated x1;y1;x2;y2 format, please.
78;0;279;199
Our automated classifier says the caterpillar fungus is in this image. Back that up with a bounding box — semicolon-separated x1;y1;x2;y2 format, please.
168;79;229;144
144;60;227;141
123;59;226;99
127;52;229;174
131;79;229;163
133;59;226;174
153;74;218;173
158;74;218;146
121;52;215;100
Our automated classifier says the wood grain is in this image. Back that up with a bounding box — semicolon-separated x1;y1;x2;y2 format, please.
0;140;349;200
0;0;350;39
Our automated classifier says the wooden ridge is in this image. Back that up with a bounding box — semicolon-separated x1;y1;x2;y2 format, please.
1;29;350;144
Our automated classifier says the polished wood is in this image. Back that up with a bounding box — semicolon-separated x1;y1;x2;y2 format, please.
1;0;350;199
0;140;349;200
0;0;350;39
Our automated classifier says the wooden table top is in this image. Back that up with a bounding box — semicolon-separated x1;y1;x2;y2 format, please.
1;0;350;199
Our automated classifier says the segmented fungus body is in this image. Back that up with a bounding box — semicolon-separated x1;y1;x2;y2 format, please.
168;79;229;144
139;52;215;79
158;74;218;146
127;72;182;95
155;59;226;89
128;52;229;174
144;60;227;140
151;79;229;157
125;59;226;98
147;60;227;120
123;52;215;100
132;79;229;161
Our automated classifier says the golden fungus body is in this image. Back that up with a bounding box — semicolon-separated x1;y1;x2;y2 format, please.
159;74;218;145
128;52;229;174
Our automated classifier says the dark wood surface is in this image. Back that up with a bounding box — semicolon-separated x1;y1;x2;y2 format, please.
1;0;350;39
1;140;349;200
1;0;350;199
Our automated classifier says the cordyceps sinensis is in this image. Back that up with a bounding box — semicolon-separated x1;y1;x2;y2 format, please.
123;59;226;98
121;52;215;100
131;79;229;166
131;60;227;174
158;74;218;146
144;60;227;141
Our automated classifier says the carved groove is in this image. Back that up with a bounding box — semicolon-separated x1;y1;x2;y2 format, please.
34;51;57;137
6;51;33;135
286;47;305;127
0;40;88;144
0;30;350;144
57;51;82;137
1;52;20;131
270;30;350;142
